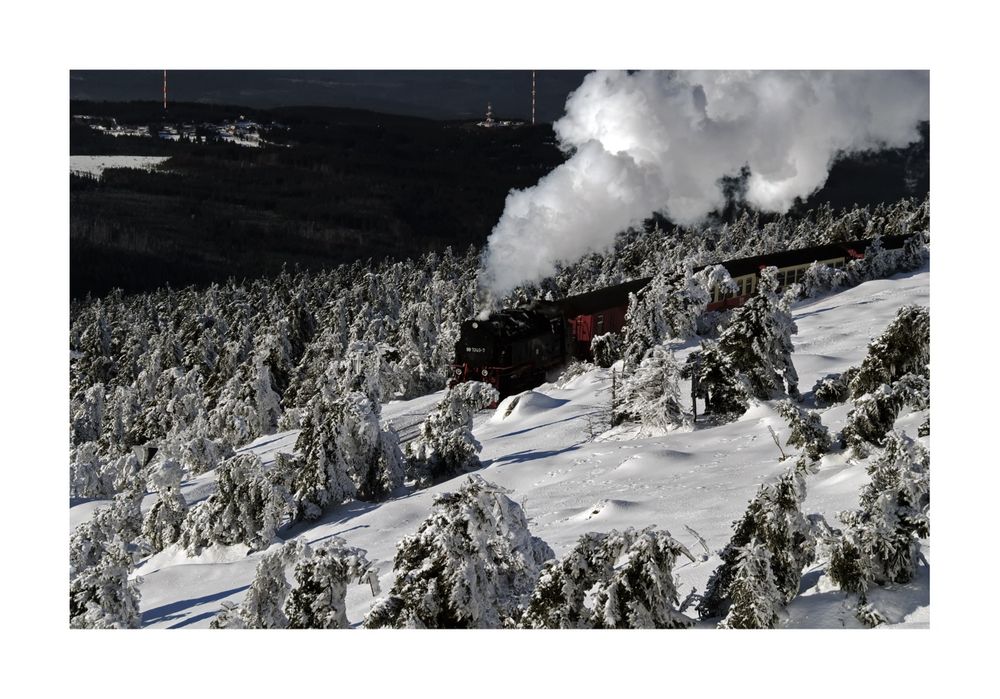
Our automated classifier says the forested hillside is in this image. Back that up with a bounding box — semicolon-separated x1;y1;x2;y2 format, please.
69;101;928;298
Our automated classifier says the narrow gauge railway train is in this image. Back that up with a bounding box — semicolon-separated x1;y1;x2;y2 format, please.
452;234;912;397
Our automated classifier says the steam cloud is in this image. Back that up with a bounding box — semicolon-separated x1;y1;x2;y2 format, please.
480;70;929;295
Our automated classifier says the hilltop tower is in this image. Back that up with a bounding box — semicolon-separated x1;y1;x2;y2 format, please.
531;71;536;125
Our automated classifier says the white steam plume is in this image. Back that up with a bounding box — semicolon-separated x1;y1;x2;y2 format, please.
480;70;928;295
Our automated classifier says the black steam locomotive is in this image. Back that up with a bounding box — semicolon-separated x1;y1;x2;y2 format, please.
451;278;650;397
453;235;916;398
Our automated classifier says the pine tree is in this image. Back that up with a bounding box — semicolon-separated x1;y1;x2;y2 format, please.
292;389;406;519
141;457;188;553
407;381;499;485
180;453;295;553
830;431;930;595
614;344;690;433
211;538;310;629
689;343;749;420
284;538;378;629
69;537;142;629
698;467;815;620
364;476;553;629
717;543;783;629
69;486;145;629
776;400;831;461
850;305;930;397
590;332;622;369
520;527;694;629
716;266;799;400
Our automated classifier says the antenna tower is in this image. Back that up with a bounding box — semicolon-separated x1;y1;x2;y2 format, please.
531;70;536;125
163;70;167;110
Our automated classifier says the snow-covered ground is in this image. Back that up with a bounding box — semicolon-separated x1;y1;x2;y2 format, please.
70;266;930;628
69;155;171;179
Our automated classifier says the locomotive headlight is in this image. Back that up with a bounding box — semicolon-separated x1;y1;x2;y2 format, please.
454;367;462;376
481;369;489;377
472;322;479;329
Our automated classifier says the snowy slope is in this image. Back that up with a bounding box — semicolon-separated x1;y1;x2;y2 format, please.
71;266;930;629
69;155;171;179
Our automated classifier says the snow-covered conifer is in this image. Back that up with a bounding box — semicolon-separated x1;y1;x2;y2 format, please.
689;343;748;420
812;370;854;407
520;527;694;629
776;400;831;461
211;538;310;629
717;543;783;629
293;390;406;519
181;453;295;553
364;476;553;629
716;266;799;400
69;537;142;629
141;457;188;553
70;442;114;499
285;538;379;629
70;383;105;447
840;384;905;456
70;488;144;578
698;468;815;620
850;305;930;397
614;344;690;433
830;431;929;596
590;332;622;369
406;381;499;485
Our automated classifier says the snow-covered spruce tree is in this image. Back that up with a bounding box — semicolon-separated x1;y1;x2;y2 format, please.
716;266;799;400
829;432;930;597
776;400;831;461
406;381;499;486
180;434;234;476
698;468;815;622
284;538;379;629
812;369;855;408
590;332;622;369
364;476;553;629
69;537;142;629
208;357;283;447
521;527;694;629
292;388;406;519
70;382;105;447
70;441;114;499
687;343;749;421
70;487;144;578
840;384;906;456
798;261;847;299
717;542;783;629
180;452;295;554
141;457;188;553
613;344;690;433
211;538;310;629
621;266;727;368
69;484;145;629
849;305;930;398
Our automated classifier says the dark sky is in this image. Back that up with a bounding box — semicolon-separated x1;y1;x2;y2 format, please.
69;70;593;122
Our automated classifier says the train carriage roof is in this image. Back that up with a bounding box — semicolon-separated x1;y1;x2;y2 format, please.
550;277;653;318
704;234;912;278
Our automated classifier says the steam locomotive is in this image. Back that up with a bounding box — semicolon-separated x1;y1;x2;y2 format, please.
452;235;912;397
451;278;650;397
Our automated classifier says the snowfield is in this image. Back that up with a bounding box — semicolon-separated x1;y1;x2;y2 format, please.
69;155;171;179
70;266;930;629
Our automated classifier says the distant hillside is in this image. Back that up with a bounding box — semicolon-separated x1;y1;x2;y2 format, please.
69;101;928;298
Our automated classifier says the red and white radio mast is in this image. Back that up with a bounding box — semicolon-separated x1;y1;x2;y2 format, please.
163;70;167;110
